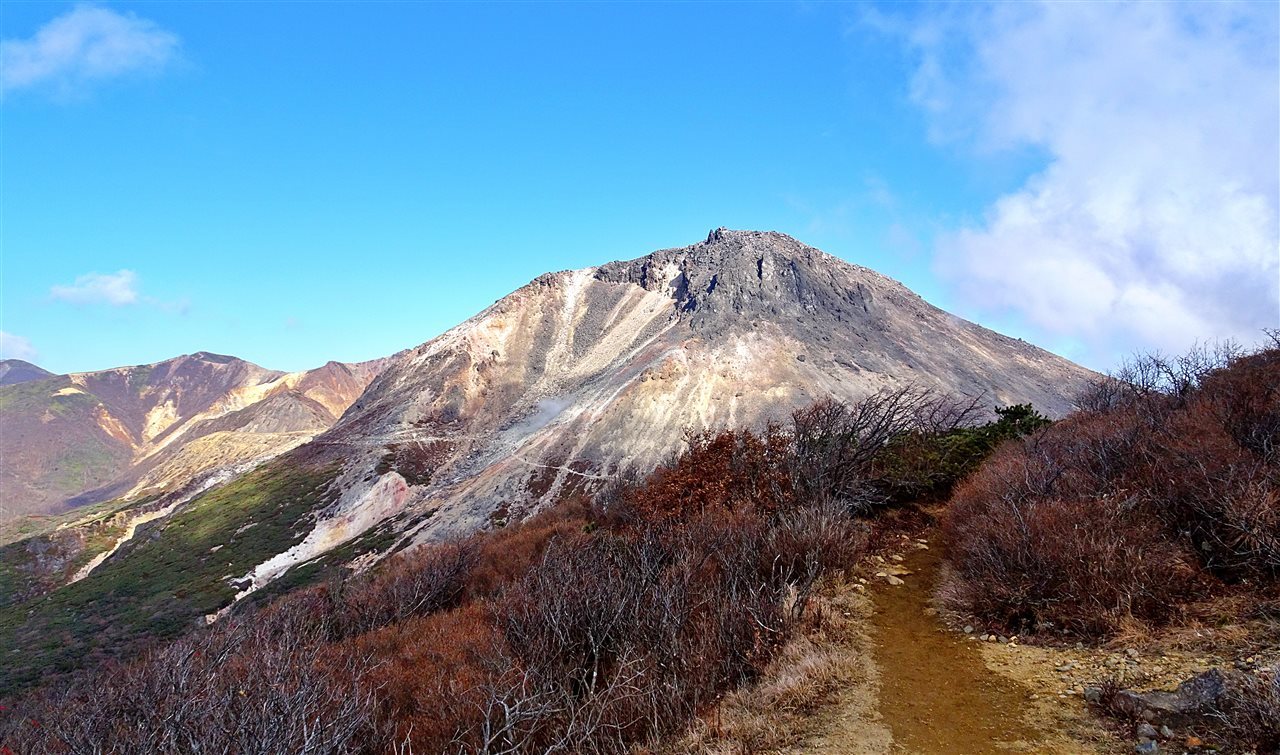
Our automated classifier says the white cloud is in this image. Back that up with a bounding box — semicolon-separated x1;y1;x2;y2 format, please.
0;332;38;362
51;269;139;306
1;4;179;97
893;2;1279;364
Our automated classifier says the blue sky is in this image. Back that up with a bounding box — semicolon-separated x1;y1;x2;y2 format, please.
2;2;1276;375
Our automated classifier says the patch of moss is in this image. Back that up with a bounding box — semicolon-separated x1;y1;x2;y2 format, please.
38;440;126;496
0;377;70;413
0;461;340;696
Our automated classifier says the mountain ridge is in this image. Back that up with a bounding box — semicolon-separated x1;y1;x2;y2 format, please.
0;351;397;521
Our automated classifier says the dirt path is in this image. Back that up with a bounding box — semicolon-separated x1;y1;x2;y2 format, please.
794;534;1114;754
868;542;1043;753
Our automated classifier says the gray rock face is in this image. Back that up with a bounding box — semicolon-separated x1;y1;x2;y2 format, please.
1099;669;1228;729
306;229;1097;550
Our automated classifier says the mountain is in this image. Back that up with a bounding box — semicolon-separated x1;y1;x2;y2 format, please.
231;229;1095;595
0;228;1098;693
0;359;53;386
0;352;394;521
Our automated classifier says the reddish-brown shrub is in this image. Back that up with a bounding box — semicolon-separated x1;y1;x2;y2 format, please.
332;539;478;638
944;459;1201;635
463;495;591;599
626;427;795;524
344;602;505;752
944;343;1280;638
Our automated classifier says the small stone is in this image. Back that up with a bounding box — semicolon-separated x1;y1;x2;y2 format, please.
1056;662;1077;672
998;635;1009;644
963;625;974;634
1158;725;1174;739
852;583;866;593
986;635;999;643
1136;723;1158;739
1134;740;1159;754
886;575;905;586
1083;686;1103;704
1126;648;1140;658
914;542;929;550
890;554;904;562
1184;736;1202;748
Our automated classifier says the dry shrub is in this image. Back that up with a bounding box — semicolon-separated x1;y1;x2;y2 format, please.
464;495;591;599
944;472;1200;636
345;602;506;752
669;576;871;754
625;427;795;523
1211;666;1280;752
332;539;478;637
945;342;1280;639
0;597;376;755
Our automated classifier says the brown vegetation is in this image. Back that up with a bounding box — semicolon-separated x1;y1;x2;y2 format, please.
2;385;1048;753
943;340;1280;638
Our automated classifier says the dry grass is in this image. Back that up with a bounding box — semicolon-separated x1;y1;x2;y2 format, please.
663;574;871;754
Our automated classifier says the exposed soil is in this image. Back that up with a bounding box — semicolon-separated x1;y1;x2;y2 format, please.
869;542;1045;753
791;530;1120;754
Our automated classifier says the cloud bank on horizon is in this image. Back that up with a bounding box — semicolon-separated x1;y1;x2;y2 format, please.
893;2;1279;362
0;4;179;98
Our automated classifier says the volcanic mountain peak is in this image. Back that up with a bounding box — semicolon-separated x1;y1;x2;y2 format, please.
0;229;1101;644
235;229;1096;598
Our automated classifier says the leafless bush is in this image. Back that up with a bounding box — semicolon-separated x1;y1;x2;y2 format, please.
1210;666;1280;752
1;600;377;755
334;540;478;637
764;499;868;619
949;342;1280;638
790;388;983;511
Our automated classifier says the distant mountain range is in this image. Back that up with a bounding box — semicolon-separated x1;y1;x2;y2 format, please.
0;352;394;521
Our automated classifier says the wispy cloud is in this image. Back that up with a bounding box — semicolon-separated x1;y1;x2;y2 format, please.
880;2;1279;364
1;4;180;98
51;269;139;305
0;332;38;362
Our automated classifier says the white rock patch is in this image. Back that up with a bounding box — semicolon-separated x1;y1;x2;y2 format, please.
227;472;411;607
